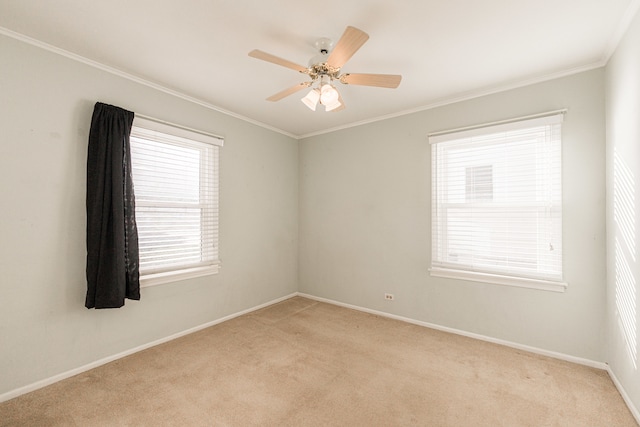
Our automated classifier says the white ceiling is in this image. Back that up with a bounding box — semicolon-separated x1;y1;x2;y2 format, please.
0;0;637;138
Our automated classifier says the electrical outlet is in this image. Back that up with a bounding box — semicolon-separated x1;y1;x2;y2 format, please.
384;293;394;301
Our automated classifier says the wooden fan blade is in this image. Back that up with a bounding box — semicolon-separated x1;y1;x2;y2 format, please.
326;26;369;69
266;82;311;102
340;73;402;88
249;49;308;73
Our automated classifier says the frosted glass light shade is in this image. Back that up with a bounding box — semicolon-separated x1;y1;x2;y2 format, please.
324;99;342;111
301;89;320;111
320;84;339;105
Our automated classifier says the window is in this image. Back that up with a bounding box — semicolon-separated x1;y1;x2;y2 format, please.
130;117;222;286
429;112;566;292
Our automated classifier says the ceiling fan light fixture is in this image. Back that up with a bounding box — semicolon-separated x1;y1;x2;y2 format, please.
320;84;339;105
324;98;343;112
301;88;320;111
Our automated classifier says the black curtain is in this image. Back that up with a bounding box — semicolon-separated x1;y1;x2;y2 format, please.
85;102;140;309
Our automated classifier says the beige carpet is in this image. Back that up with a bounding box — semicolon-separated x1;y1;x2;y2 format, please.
0;297;637;426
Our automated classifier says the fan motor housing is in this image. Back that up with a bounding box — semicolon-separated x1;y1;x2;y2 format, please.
308;62;340;80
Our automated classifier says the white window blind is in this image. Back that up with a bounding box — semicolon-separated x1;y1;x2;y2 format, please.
430;112;566;291
130;117;222;285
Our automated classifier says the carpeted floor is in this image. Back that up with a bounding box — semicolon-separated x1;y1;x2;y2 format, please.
0;296;637;426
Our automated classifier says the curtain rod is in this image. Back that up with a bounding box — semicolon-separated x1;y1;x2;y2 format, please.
135;113;224;140
427;108;568;138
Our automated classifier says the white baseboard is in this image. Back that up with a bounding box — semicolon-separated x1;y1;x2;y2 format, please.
607;366;640;425
297;292;607;370
298;292;640;422
0;292;297;403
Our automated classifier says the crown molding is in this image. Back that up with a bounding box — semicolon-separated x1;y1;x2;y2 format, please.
298;61;605;139
0;26;298;140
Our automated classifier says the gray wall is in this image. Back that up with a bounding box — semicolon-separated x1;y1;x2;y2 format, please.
0;34;299;396
299;69;607;362
606;7;640;415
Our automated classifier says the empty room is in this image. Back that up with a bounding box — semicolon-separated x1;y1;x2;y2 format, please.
1;1;639;425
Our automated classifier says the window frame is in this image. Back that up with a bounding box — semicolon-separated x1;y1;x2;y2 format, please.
429;112;568;292
130;116;223;287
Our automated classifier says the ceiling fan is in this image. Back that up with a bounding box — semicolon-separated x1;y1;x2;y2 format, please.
248;26;402;112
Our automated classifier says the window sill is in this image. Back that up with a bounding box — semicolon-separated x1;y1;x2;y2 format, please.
429;267;568;293
140;264;219;288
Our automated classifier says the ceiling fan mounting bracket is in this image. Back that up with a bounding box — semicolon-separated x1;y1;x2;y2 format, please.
314;37;333;55
338;74;351;85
